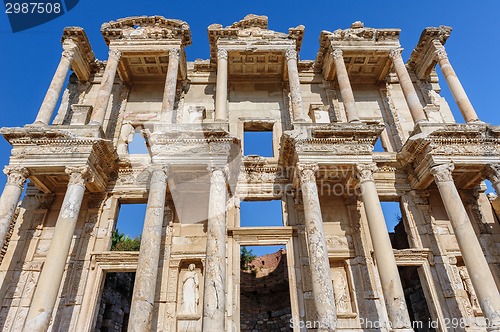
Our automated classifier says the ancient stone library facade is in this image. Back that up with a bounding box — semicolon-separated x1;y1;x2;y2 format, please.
0;13;500;332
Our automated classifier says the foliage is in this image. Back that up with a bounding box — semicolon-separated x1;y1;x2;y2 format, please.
240;246;256;270
111;228;141;251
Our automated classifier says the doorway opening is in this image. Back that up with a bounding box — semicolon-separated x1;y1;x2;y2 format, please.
398;266;435;332
94;272;136;332
240;245;291;331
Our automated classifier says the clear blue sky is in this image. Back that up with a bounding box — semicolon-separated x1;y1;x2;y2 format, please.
1;1;499;255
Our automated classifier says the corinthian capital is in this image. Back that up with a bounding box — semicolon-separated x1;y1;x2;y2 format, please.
297;163;319;182
331;49;343;60
208;164;229;185
430;163;454;183
217;48;228;60
65;166;92;186
4;166;30;189
434;49;448;62
108;48;122;60
355;163;378;184
388;48;403;60
487;164;500;185
285;48;297;60
169;48;180;60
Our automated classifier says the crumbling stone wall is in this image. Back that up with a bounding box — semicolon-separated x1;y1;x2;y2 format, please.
240;250;292;332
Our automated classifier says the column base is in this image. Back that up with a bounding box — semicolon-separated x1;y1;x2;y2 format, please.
466;119;485;124
87;120;103;126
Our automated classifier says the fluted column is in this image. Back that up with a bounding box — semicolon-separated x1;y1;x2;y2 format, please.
332;49;360;123
389;48;427;123
431;164;500;329
24;166;91;332
128;165;169;331
215;48;228;121
297;163;336;331
435;49;479;123
90;48;121;125
0;166;29;250
285;48;308;122
356;163;412;331
34;44;76;125
161;48;180;123
202;166;227;331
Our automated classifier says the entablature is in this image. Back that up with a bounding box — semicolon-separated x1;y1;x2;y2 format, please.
316;21;401;83
398;122;500;189
407;26;452;80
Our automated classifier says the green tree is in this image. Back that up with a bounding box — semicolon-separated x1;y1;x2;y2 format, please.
240;246;256;270
111;228;141;251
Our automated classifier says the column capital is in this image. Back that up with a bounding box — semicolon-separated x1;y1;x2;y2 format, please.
331;48;344;60
388;48;403;60
168;48;180;60
487;164;500;185
108;48;122;59
65;165;92;186
4;166;30;189
61;48;76;62
297;163;318;182
430;163;455;183
434;48;448;62
355;163;378;184
208;164;229;178
148;164;171;177
217;48;228;60
284;48;297;60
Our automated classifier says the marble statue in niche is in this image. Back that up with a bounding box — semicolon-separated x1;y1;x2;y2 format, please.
180;263;199;314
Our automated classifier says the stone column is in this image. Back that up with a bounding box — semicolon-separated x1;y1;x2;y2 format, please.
297;163;337;331
0;166;29;250
215;48;228;121
389;48;427;123
90;48;121;125
332;49;360;123
161;48;180;123
435;49;479;123
128;165;169;331
431;164;500;329
285;48;308;122
24;166;91;332
356;163;412;331
34;46;76;125
487;164;500;196
202;166;227;331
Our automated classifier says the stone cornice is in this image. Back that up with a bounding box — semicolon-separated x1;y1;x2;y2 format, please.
407;26;452;79
207;14;304;63
101;16;192;46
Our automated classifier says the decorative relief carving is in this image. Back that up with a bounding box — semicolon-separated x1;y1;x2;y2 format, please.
487;164;500;185
4;166;29;188
108;48;122;60
355;163;377;184
430;163;454;183
331;49;343;60
65;165;92;186
435;49;448;61
217;48;228;60
169;48;180;61
297;163;318;182
388;48;403;60
284;48;297;60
